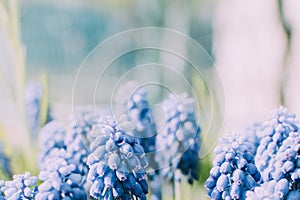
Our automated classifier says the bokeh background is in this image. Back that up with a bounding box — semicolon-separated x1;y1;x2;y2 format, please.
0;0;300;199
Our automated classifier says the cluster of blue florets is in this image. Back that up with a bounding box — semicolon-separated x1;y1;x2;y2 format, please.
36;148;87;199
115;81;161;200
0;142;11;178
246;180;298;200
24;82;43;138
36;109;98;199
87;116;149;200
24;82;52;140
156;93;201;184
0;172;37;199
206;107;300;200
255;107;298;182
2;81;206;200
205;136;260;200
115;81;157;167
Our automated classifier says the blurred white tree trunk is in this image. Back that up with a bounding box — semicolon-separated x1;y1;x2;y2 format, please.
284;0;300;116
214;0;286;132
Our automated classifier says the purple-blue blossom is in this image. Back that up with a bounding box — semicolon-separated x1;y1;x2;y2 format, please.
156;93;201;184
255;107;299;182
205;136;260;200
0;172;37;199
87;116;148;200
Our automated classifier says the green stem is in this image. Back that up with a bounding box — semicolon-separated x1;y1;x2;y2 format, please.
172;179;175;200
277;0;292;106
175;179;181;200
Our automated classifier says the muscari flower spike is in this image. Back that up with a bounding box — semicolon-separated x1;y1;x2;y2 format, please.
0;142;11;178
114;81;160;200
255;107;299;182
70;107;98;146
38;121;66;170
36;109;98;199
155;93;201;184
265;131;300;197
24;82;43;138
64;108;99;182
242;123;262;156
36;148;87;200
87;116;149;200
24;82;52;139
246;178;300;200
0;172;37;199
205;135;261;200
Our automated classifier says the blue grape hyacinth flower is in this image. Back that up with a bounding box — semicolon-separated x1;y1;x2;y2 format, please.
246;178;300;200
155;93;201;184
205;135;260;200
246;180;282;200
38;121;66;170
267;131;300;196
87;116;149;200
114;81;160;199
0;142;11;178
37;109;98;199
0;172;38;199
70;107;99;146
24;82;52;139
255;107;299;182
24;82;43;138
242;123;262;156
114;81;157;155
36;148;87;200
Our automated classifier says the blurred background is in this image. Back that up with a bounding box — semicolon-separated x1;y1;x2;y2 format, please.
0;0;300;199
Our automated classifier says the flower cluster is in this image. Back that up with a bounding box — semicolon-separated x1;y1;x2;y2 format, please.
205;136;260;200
249;131;300;199
64;108;99;184
36;148;87;199
24;82;43;138
0;172;37;199
242;123;262;155
255;107;299;182
38;121;66;170
246;180;293;200
0;142;11;178
114;81;157;163
70;107;98;146
24;82;52;139
206;107;300;200
271;132;299;187
156;93;201;184
115;81;161;199
36;108;99;199
87;116;148;200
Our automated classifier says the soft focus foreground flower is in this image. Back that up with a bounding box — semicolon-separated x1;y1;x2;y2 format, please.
87;116;148;200
114;81;157;167
38;121;66;170
246;180;281;200
24;82;52;139
205;136;260;200
255;107;299;182
70;107;98;146
0;172;37;199
36;148;87;200
156;93;201;184
266;131;300;197
36;108;98;199
24;82;43;138
0;142;11;178
242;123;262;155
114;81;160;199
